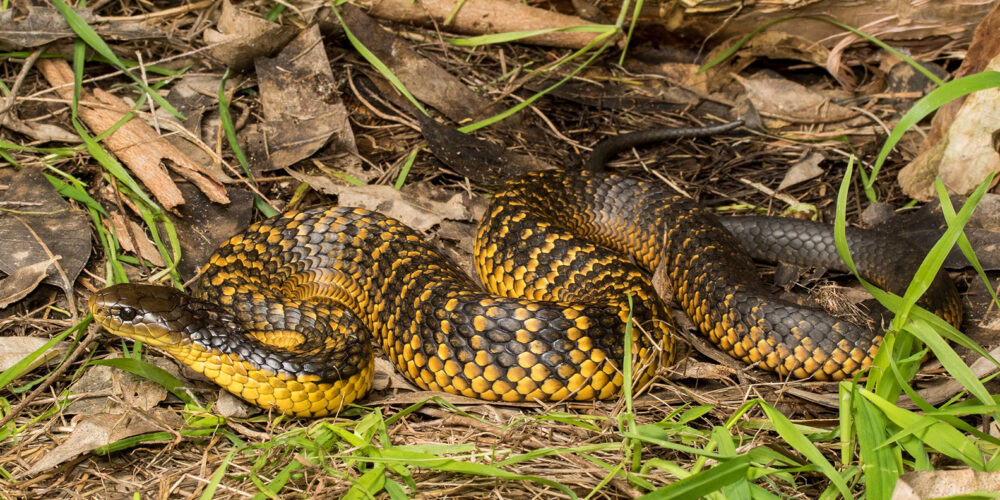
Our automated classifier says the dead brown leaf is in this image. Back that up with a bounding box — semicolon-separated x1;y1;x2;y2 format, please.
0;335;68;374
778;152;824;191
169;183;254;281
203;0;299;71
892;469;1000;499
0;257;58;309
35;58;229;210
214;390;257;418
0;112;78;143
23;411;183;477
288;169;474;231
341;4;495;123
0;168;90;296
253;25;359;173
107;213;165;267
0;6;163;50
371;357;419;393
736;73;857;125
703;32;831;92
354;0;605;49
898;55;1000;200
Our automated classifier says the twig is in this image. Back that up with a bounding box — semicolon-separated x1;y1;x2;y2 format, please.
0;47;44;118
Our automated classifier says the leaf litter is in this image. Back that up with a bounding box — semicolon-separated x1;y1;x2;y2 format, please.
2;1;1000;498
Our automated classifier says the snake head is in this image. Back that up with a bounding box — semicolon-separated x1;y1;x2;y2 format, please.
89;284;197;349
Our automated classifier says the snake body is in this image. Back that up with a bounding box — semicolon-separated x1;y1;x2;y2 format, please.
89;170;961;417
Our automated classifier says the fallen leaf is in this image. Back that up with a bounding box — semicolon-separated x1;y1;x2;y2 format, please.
675;359;738;380
0;335;68;374
736;73;857;124
353;0;603;49
872;193;1000;270
898;54;1000;200
24;411;183;476
0;257;59;309
203;0;298;71
65;356;197;415
0;112;78;143
288;169;474;231
107;213;165;267
777;152;824;191
371;357;417;392
702;31;831;92
0;168;90;295
892;469;1000;500
416;114;547;185
214;390;257;418
898;4;1000;200
36;59;229;209
169;183;254;281
253;25;359;172
341;5;495;123
0;6;163;50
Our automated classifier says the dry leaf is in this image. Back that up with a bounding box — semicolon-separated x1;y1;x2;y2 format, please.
341;5;494;123
36;59;229;209
288;170;472;231
371;357;418;392
0;168;90;295
203;0;298;70
898;55;1000;200
702;32;831;92
353;0;604;49
0;112;77;143
737;73;857;124
0;335;68;374
169;184;254;281
254;25;359;172
108;213;166;267
24;411;183;476
214;390;256;418
675;359;738;380
892;469;1000;499
778;152;824;191
0;6;162;50
0;257;58;309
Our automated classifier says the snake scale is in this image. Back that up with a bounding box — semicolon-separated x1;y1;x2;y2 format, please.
89;168;962;417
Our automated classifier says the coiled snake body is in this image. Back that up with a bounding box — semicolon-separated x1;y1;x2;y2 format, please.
90;170;962;417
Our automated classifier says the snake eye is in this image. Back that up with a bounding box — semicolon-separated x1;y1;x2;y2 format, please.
117;307;137;321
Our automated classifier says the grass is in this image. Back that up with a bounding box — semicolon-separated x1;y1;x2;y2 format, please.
1;1;999;498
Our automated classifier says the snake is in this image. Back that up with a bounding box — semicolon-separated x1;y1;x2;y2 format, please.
89;162;962;418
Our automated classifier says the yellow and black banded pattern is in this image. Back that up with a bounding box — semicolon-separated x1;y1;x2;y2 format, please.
89;170;961;417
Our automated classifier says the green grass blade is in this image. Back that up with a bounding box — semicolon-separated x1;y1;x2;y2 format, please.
344;463;386;500
447;24;615;46
43;171;108;216
939;186;1000;311
217;69;278;218
859;388;985;469
201;448;238;500
331;5;427;116
638;454;750;500
49;0;183;118
756;399;852;498
889;174;992;331
0;319;88;392
868;71;1000;188
851;385;899;500
394;147;419;190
